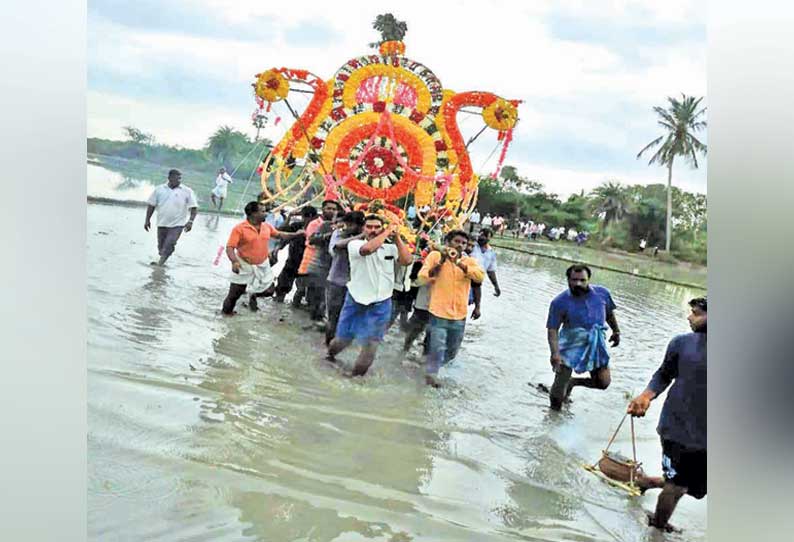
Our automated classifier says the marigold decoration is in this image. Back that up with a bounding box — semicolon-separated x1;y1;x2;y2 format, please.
483;99;518;131
379;40;406;56
253;29;520;240
255;69;290;103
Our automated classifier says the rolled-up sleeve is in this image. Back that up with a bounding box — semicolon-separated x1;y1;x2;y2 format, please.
417;251;440;285
546;298;563;329
466;258;485;283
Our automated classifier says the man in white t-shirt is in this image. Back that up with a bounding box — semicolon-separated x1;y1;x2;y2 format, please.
211;167;233;210
481;213;493;228
327;215;412;376
144;169;198;266
468;208;481;233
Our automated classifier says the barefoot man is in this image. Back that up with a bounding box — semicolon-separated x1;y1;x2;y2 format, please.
221;201;304;315
144;169;197;266
546;264;621;410
326;215;412;376
418;230;484;387
628;297;707;532
210;167;233;210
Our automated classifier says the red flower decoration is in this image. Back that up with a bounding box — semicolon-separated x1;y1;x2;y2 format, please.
363;147;398;176
373;101;386;112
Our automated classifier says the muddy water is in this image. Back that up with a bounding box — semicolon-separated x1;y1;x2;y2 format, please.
88;202;706;541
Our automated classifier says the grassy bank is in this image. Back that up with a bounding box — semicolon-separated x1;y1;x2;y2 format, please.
89;153;261;214
490;235;706;289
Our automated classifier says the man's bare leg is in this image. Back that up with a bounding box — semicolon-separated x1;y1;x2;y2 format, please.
649;482;687;531
351;343;378;376
567;366;611;395
327;338;352;362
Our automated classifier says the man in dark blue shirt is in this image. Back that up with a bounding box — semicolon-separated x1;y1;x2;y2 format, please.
546;264;621;410
628;297;707;532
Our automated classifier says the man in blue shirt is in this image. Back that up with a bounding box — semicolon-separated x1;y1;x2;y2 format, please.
546;264;621;410
628;297;707;532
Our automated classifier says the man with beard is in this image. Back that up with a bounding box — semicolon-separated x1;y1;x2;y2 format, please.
274;206;317;303
324;211;365;345
546;264;621;410
628;297;707;532
470;228;502;297
327;215;412;376
299;200;343;321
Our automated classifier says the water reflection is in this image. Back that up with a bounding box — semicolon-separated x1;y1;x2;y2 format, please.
87;163;155;201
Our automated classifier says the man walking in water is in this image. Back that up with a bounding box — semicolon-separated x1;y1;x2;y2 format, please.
470;228;502;297
545;264;621;410
221;201;304;315
326;215;412;376
325;211;365;345
144;169;198;266
628;297;707;532
418;230;484;387
211;167;233;210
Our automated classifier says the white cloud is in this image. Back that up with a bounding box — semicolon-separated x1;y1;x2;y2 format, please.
88;0;707;194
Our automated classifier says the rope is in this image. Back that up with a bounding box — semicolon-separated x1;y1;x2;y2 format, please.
603;412;628;454
234;140;271;214
477;140;503;172
228;137;264;179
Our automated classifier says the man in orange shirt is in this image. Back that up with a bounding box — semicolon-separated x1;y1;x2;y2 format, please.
221;201;304;315
418;229;484;387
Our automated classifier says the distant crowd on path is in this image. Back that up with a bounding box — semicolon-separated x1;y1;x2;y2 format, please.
142;169;707;532
467;208;590;246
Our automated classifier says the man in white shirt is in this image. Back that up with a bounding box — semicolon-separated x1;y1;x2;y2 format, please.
144;169;198;266
211;167;233;210
468;208;481;234
327;215;412;376
481;213;493;228
470;228;501;297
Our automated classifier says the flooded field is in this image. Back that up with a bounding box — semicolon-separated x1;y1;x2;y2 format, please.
88;201;706;541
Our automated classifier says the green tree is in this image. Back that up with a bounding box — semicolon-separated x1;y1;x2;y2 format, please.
369;13;408;47
122;126;155;145
589;180;630;227
205;126;252;170
637;94;707;251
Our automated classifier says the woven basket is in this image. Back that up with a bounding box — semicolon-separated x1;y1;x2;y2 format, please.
597;450;644;483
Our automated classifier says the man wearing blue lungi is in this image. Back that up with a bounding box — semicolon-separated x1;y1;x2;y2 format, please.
546;264;621;410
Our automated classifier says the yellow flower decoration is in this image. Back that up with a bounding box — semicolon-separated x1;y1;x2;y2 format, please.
343;64;432;113
255;70;290;103
482;99;518;131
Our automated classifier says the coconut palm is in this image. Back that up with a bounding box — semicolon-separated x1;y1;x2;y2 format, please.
206;126;251;170
590;180;629;227
637;94;707;251
369;13;407;47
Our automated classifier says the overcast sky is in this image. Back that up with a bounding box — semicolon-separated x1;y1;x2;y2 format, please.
87;0;707;198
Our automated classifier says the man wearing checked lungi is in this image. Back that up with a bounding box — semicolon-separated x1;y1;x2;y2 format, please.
545;264;622;410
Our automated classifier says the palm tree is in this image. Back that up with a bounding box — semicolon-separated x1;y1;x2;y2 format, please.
206;126;251;170
590;180;629;227
637;94;707;251
368;13;407;47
